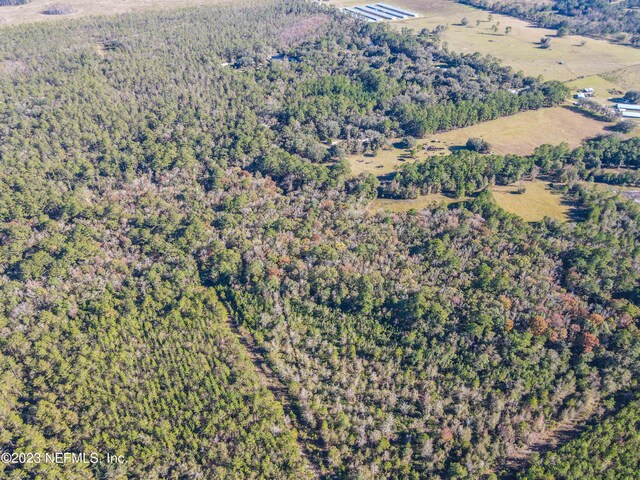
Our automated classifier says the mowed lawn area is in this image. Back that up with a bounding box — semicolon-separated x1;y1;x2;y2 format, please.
328;0;640;83
0;0;234;26
348;106;610;177
491;180;569;221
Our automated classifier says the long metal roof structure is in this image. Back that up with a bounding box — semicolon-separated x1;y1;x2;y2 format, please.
355;5;395;20
375;3;417;17
344;7;379;21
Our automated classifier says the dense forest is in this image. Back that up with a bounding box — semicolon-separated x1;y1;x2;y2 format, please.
457;0;640;46
0;1;639;479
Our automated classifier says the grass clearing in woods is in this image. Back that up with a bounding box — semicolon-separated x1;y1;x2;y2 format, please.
369;193;464;212
368;181;570;222
347;106;610;177
429;106;612;155
491;179;570;222
349;146;416;177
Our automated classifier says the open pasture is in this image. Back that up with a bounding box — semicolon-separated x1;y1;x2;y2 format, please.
0;0;234;26
601;64;640;93
565;75;627;103
328;0;640;82
429;106;611;155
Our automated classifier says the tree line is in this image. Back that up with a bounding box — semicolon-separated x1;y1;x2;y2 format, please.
383;136;640;198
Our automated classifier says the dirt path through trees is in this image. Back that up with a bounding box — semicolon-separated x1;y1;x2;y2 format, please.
502;391;637;477
225;315;322;478
501;397;598;476
505;403;596;474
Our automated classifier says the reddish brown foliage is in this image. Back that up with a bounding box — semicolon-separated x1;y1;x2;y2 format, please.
530;316;549;336
440;427;453;443
580;332;600;353
499;295;513;311
280;15;328;46
267;267;281;278
278;255;291;266
587;313;605;327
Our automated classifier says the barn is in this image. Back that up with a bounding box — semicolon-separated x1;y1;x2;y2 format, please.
343;3;418;22
617;103;640;111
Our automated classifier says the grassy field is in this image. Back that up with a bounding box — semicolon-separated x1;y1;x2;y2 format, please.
328;0;640;83
428;106;613;154
348;106;610;177
368;181;568;221
601;64;640;93
565;75;626;103
369;193;463;212
591;181;640;203
0;0;234;26
349;147;414;176
491;180;569;221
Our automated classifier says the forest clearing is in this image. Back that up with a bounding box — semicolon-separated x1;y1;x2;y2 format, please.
424;106;614;155
348;106;612;178
368;180;569;222
368;192;463;212
491;180;570;221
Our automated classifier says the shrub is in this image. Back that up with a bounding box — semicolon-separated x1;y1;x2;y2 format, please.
623;90;640;104
42;4;74;15
610;120;636;134
399;136;417;149
466;137;491;153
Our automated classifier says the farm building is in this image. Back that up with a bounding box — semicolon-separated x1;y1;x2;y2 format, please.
375;3;417;17
368;5;406;19
344;7;380;21
622;111;640;118
355;6;394;20
343;3;417;22
617;103;640;111
574;87;594;99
